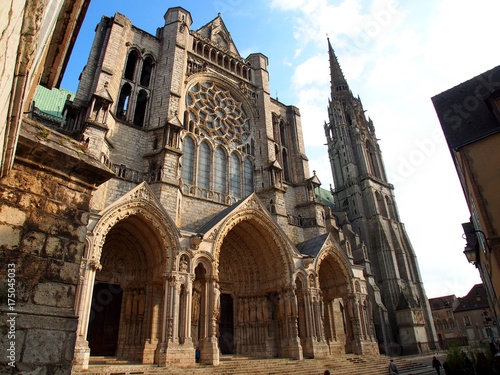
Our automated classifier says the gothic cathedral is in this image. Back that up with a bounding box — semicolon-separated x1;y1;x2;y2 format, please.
55;7;437;370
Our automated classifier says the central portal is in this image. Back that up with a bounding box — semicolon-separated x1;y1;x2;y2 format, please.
217;217;294;358
218;293;234;354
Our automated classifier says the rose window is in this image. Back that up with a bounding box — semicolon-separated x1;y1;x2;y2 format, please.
187;82;250;146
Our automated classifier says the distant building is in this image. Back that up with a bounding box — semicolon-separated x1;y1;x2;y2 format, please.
454;284;499;346
432;65;500;330
428;295;466;348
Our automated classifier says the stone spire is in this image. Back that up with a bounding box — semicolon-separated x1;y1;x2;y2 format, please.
328;37;349;96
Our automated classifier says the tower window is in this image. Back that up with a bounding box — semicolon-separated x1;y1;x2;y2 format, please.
117;50;154;126
124;50;139;80
140;56;154;87
133;89;148;126
117;83;132;120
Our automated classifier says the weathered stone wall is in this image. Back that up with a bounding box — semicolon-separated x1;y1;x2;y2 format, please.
0;0;26;175
0;119;112;374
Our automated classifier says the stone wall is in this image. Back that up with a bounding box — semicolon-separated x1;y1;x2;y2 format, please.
0;119;112;374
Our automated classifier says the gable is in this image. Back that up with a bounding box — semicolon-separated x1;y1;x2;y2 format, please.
194;14;240;56
97;181;180;237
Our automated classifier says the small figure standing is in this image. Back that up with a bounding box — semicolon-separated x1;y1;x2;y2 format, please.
462;351;474;375
388;359;399;375
432;356;442;375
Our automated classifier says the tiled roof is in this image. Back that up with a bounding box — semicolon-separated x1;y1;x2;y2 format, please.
454;284;489;313
429;295;457;310
296;233;328;257
196;196;247;234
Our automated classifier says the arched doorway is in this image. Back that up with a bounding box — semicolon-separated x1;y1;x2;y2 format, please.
87;283;123;356
87;213;171;363
216;217;297;359
318;252;351;355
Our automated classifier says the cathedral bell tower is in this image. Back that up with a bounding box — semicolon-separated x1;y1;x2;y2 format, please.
324;38;438;354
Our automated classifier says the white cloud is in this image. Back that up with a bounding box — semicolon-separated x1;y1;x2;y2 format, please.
291;53;329;89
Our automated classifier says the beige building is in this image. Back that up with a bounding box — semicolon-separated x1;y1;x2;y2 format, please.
432;65;500;331
0;5;438;374
454;284;499;346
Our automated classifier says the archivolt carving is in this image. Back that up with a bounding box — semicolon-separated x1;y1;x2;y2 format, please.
212;207;295;281
90;199;180;271
316;244;353;292
192;254;214;277
294;270;308;288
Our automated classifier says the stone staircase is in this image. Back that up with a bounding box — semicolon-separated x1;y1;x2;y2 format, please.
72;354;437;375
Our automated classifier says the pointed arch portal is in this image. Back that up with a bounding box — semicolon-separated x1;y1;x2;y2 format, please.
74;193;179;368
216;216;296;358
318;252;352;354
87;214;167;360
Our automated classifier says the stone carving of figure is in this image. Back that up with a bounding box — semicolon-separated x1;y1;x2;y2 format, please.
125;291;132;318
213;282;221;319
238;299;244;323
192;284;201;324
250;298;257;322
138;289;145;318
309;274;315;288
180;256;188;272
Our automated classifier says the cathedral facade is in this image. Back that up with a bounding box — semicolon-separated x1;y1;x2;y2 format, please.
0;6;438;373
67;7;383;369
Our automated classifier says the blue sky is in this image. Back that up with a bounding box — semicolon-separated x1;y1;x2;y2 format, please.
62;0;500;298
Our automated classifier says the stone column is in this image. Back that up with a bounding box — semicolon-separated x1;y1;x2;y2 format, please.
164;274;195;365
200;277;219;365
157;275;170;366
281;287;303;360
141;283;157;363
172;280;181;342
184;276;194;342
72;257;100;370
348;293;363;354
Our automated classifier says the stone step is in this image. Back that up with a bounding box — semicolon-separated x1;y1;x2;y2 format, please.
73;355;432;375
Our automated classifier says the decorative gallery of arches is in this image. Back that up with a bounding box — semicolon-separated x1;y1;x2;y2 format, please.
73;184;183;368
